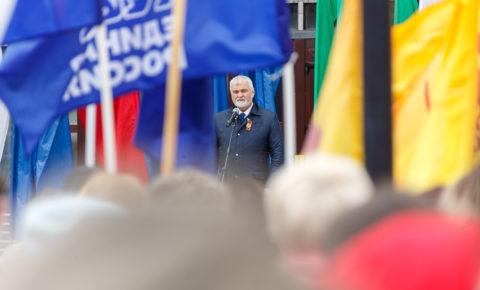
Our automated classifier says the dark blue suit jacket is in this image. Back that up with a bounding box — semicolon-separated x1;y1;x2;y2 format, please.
215;103;284;183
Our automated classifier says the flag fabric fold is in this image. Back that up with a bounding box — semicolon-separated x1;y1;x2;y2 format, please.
314;0;340;104
240;66;282;113
134;78;216;173
0;35;92;153
10;115;73;236
392;0;479;193
0;101;10;163
0;0;101;44
78;91;149;183
0;50;10;163
213;76;230;114
394;0;419;24
303;0;364;163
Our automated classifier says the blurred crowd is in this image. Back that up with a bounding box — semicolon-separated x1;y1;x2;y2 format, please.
0;153;479;290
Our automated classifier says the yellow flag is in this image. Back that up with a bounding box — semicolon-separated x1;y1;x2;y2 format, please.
302;0;364;163
393;0;479;193
304;0;478;194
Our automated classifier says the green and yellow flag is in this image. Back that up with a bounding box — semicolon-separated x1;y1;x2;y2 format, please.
305;0;479;194
303;0;364;163
394;0;419;24
313;0;342;104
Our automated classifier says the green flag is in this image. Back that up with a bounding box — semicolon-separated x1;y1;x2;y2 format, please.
314;0;341;104
394;0;419;24
336;0;343;19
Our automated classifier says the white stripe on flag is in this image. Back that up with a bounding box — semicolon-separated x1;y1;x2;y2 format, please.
0;0;17;43
0;49;10;163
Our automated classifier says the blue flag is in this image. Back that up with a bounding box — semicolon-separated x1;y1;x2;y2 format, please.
10;115;74;236
213;76;230;114
0;0;101;44
0;0;291;154
241;66;283;113
135;78;215;173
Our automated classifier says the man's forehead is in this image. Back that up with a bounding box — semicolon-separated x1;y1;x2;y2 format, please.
231;81;251;88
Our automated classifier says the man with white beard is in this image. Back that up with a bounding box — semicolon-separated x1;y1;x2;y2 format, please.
215;75;284;184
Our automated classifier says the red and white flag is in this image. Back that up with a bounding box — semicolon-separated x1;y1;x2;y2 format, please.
79;91;149;183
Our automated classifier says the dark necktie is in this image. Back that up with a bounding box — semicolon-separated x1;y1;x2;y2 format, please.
239;113;246;123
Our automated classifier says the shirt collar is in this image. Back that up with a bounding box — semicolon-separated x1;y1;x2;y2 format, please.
240;103;254;117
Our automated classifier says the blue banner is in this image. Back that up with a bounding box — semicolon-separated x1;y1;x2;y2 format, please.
135;78;215;173
241;66;283;113
0;0;291;153
10;115;73;236
213;76;229;114
1;0;101;44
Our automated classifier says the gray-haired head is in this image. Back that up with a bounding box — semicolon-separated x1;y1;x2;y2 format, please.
229;75;254;92
265;153;374;250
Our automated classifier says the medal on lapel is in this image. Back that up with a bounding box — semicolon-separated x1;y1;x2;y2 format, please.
246;119;253;131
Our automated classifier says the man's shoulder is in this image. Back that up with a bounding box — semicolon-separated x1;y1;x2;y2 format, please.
259;107;276;116
215;108;231;120
216;108;232;115
253;105;277;120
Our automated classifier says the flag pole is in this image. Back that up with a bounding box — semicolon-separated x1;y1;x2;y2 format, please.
363;0;392;180
85;104;97;168
282;53;298;167
161;0;187;175
96;24;117;173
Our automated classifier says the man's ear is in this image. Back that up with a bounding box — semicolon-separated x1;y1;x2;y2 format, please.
252;88;255;98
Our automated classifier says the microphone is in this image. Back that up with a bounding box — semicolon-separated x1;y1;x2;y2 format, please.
226;108;241;127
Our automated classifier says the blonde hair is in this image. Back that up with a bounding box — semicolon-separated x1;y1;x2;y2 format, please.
81;172;146;208
147;169;229;211
265;153;374;250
